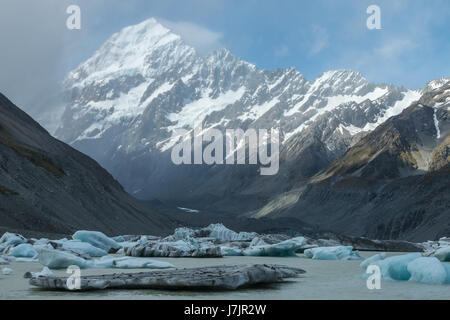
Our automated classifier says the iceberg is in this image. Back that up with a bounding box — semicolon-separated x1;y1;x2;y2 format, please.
2;267;13;275
434;247;450;262
92;256;174;269
220;246;244;256
72;231;121;253
360;252;387;269
36;248;92;269
24;267;53;279
127;239;223;258
372;253;421;281
204;224;257;241
407;257;450;285
9;244;38;258
304;246;362;260
243;237;308;257
57;240;108;258
0;255;11;265
0;232;27;252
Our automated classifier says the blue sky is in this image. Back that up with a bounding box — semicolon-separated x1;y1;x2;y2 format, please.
65;0;450;89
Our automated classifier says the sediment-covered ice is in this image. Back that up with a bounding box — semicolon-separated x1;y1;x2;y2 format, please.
127;239;223;257
9;243;38;258
72;231;121;253
304;246;362;260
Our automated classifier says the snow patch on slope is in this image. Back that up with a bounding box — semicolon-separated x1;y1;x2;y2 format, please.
166;87;246;130
363;90;421;131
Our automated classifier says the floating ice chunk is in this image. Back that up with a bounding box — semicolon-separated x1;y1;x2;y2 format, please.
15;257;39;263
173;227;196;239
24;267;54;279
93;256;174;269
360;252;387;269
434;247;450;262
0;255;11;265
9;244;38;258
36;248;92;269
220;246;244;256
57;240;108;258
243;237;308;257
372;253;421;281
304;246;362;260
205;224;257;241
0;233;27;252
2;267;13;275
112;235;126;242
72;231;121;253
407;257;450;285
249;237;268;247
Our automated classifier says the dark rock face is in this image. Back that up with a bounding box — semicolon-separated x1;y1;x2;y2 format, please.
0;93;176;236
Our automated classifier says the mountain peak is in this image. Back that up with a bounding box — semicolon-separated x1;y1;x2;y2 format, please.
66;18;189;87
419;77;450;94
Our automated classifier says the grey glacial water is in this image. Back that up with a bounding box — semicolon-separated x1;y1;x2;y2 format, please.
1;252;449;300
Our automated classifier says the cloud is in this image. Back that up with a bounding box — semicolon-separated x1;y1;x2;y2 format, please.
0;1;68;110
309;25;329;55
274;45;290;57
157;19;223;55
375;38;417;59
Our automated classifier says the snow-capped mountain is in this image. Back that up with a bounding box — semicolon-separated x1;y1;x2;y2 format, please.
54;18;438;207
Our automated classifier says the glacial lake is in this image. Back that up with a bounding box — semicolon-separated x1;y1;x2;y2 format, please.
1;252;449;300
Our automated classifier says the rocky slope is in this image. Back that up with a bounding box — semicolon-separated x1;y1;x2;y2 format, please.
0;93;176;236
250;82;450;242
